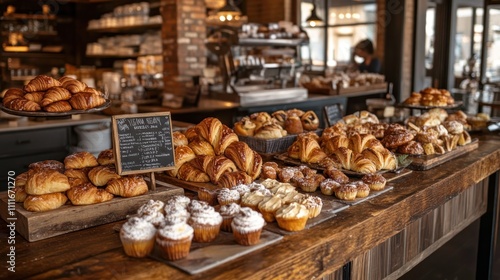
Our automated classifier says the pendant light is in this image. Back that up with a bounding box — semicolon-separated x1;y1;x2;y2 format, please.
306;0;323;27
216;0;241;22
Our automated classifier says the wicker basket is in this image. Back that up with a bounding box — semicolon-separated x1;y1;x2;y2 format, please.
238;129;323;154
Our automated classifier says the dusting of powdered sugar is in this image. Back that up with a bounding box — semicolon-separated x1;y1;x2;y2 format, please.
157;222;193;240
120;217;156;240
189;205;222;226
231;207;265;233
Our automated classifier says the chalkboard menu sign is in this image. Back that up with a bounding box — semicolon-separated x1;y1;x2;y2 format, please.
112;112;175;175
324;104;343;127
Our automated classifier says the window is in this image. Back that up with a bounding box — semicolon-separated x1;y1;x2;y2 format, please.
300;0;377;71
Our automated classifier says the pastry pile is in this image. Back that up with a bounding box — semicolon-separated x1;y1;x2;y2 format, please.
2;75;106;112
167;117;262;187
13;150;148;212
403;87;455;107
233;109;320;139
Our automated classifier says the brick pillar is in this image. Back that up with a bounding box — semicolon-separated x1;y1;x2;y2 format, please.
161;0;206;98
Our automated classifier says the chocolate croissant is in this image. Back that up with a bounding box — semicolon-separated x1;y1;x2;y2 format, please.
41;86;71;107
25;169;71;195
67;183;114;205
44;100;72;112
224;141;262;180
301;111;320;131
69;92;106;110
24;192;68;212
24;75;62;92
105;176;148;197
88;165;121;187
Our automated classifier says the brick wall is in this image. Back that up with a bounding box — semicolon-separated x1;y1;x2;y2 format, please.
161;0;206;97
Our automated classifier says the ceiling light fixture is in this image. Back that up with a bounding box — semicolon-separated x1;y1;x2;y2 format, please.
216;0;241;22
306;0;323;27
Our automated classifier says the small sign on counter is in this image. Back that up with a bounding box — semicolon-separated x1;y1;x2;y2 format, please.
111;112;175;181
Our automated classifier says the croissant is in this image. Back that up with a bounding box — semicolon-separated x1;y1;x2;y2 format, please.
214;125;239;155
224;141;262;180
380;150;397;170
290;135;327;164
233;116;256;136
97;149;114;166
360;148;385;170
172;131;188;147
88;165;121;187
62;79;87;94
82;87;102;96
331;147;353;170
188;137;215;156
301;111;320;131
58;76;74;84
25;169;71;195
322;135;349;154
6;98;41;111
195;117;223;147
23;192;68;212
184;127;199;142
206;155;237;184
24;92;45;104
349;133;378;153
44;100;72;112
176;162;210;182
3;89;25;105
15;171;29;188
40;86;71;107
64;151;99;169
69;92;106;110
351;153;378;174
64;168;91;182
24;75;62;92
29;160;65;173
105;176;148;197
190;155;214;173
166;145;196;177
67;183;114;205
321;123;347;142
218;171;252;189
14;185;28;203
68;177;87;188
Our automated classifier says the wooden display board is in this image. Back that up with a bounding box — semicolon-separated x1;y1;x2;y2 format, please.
112;112;175;189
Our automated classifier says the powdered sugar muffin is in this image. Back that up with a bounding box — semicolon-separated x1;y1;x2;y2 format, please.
320;178;341;196
137;199;165;215
231;207;266;246
156;222;193;261
164;204;190;225
217;188;241;205
188;204;222;242
187;200;209;212
231;184;251;196
299;195;323;218
218;202;241;232
165;195;191;209
275;202;309;231
120;217;156;258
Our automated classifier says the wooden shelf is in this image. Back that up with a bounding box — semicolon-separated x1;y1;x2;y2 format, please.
1;31;58;37
87;23;162;34
86;53;161;58
238;38;309;47
1;14;56;21
0;51;66;59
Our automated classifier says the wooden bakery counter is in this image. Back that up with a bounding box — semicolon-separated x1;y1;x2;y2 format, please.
1;134;499;279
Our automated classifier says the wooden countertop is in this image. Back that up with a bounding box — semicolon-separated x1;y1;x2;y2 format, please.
1;135;499;279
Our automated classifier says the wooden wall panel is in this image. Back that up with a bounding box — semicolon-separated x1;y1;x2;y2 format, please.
350;181;487;279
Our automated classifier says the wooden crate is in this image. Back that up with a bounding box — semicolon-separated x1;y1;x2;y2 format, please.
0;182;183;242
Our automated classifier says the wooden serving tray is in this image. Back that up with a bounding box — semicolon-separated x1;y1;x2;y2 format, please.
407;139;479;171
149;230;283;275
273;153;412;182
0;182;183;242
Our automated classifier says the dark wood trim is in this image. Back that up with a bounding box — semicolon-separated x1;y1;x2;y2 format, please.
413;0;429;92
